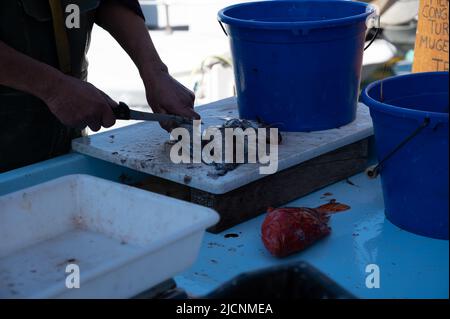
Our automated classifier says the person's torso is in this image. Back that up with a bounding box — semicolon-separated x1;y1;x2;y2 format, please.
0;0;100;171
0;0;100;97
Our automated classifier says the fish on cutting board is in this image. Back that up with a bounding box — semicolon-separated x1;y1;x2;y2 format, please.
173;118;282;176
261;200;350;257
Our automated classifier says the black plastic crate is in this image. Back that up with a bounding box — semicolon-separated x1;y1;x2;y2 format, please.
205;261;355;299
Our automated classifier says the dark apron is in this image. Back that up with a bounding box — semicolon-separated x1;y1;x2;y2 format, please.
0;0;100;172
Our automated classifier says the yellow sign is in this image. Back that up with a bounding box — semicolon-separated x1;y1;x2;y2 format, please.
413;0;449;72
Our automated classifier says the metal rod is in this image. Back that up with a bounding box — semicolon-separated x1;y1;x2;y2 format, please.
164;3;172;34
366;118;430;179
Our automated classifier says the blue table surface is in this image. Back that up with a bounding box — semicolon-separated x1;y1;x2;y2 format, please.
0;152;448;299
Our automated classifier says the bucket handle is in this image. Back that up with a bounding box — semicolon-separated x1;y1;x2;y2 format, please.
219;11;381;45
217;24;381;46
364;11;380;51
366;117;431;179
218;20;228;37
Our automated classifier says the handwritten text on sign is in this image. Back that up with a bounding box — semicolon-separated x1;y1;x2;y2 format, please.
413;0;449;72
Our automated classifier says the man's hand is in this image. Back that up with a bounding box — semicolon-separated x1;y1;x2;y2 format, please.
145;69;200;131
96;1;200;132
44;75;117;132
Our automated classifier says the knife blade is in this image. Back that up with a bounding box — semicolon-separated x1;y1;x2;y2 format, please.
112;102;193;125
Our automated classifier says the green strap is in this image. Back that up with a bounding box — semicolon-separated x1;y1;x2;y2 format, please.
48;0;72;75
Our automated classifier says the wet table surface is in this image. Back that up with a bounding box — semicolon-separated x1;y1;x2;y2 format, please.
0;154;448;299
174;172;449;299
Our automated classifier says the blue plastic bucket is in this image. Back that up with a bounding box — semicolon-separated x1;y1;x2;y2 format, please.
361;72;449;240
218;0;376;131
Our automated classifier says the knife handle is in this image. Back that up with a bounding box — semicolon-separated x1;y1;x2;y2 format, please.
112;102;131;120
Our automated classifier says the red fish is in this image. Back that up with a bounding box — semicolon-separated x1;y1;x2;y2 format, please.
261;201;350;257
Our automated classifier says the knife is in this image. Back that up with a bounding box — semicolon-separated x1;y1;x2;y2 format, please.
112;102;193;125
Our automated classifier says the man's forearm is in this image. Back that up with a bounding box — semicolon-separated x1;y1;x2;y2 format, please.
95;0;198;122
0;40;62;101
96;0;167;86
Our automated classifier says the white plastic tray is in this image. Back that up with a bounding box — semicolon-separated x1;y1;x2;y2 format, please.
0;174;219;298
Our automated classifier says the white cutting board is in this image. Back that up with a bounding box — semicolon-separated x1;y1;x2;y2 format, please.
72;97;373;194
